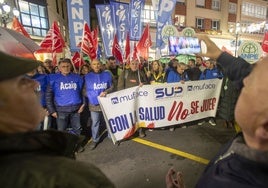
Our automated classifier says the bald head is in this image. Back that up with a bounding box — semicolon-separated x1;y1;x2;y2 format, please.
235;56;268;150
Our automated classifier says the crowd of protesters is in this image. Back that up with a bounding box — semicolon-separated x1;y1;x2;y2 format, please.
30;52;239;150
2;33;267;188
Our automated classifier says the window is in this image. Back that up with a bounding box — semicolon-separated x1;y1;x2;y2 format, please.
196;0;205;8
211;20;220;30
174;15;185;27
18;0;49;37
196;18;204;29
229;2;237;14
142;5;156;26
242;2;267;19
177;0;185;5
212;0;220;11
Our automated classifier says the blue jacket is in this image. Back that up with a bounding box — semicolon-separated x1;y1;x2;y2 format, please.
46;73;84;113
199;68;223;80
84;71;113;105
27;73;48;108
166;70;189;83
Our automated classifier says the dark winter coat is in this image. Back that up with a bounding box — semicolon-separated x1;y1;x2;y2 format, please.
196;133;268;188
0;130;115;188
217;77;240;121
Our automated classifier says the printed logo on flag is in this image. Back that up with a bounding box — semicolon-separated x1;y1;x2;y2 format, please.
237;41;262;64
129;0;145;40
156;0;177;47
67;0;90;52
111;2;129;45
96;4;115;57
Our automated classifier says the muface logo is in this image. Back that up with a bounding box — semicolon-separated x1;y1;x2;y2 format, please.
187;83;215;91
111;91;148;104
155;86;183;99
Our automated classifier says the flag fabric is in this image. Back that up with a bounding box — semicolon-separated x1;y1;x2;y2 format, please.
11;17;31;38
261;32;268;53
39;21;65;53
96;4;115;57
80;22;97;60
136;24;152;60
129;0;145;40
66;0;90;52
110;1;129;44
124;32;130;64
155;0;176;47
72;51;85;69
112;34;123;63
38;21;65;66
92;27;99;51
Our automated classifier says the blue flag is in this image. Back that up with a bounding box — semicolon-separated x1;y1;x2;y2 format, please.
155;0;176;48
67;0;90;52
129;0;145;41
96;4;116;57
111;1;129;48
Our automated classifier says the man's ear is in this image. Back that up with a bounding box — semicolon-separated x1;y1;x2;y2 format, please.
255;124;268;141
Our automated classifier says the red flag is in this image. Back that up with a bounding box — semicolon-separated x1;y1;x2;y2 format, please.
261;32;268;53
39;21;65;53
124;32;130;64
112;34;123;63
92;27;99;50
38;22;65;66
72;52;85;68
11;17;31;38
80;22;97;60
136;24;152;60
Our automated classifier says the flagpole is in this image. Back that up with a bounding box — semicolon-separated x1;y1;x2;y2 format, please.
71;55;78;74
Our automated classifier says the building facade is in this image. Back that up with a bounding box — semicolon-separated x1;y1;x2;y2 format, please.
1;0;267;59
90;0;267;58
1;0;69;44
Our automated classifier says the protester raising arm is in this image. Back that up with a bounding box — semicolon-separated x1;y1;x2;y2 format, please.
165;35;268;188
197;34;252;89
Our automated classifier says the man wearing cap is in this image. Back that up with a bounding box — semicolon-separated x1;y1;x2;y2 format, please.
0;51;115;187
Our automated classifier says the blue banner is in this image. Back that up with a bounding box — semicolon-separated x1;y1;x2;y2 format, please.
67;0;90;52
155;0;176;48
129;0;145;41
111;1;129;48
96;4;115;57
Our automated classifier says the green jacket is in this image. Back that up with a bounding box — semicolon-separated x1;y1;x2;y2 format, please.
0;130;115;188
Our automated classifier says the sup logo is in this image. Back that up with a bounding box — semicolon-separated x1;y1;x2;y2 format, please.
155;86;183;99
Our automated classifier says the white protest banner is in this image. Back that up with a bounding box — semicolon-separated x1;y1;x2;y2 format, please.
99;79;223;143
